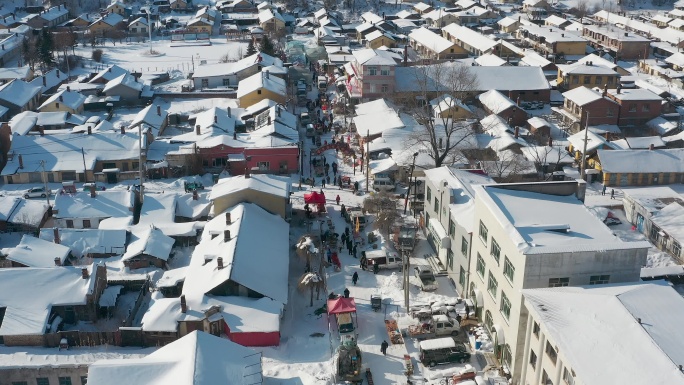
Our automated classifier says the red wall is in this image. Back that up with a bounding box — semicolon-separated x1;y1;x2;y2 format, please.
229;331;281;346
199;145;299;175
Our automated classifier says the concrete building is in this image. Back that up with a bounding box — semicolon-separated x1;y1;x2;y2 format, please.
556;62;620;91
467;181;650;382
409;27;467;60
344;48;400;102
237;70;286;108
603;87;663;126
582;25;651;60
517;24;587;56
209;174;291;218
520;281;684;385
558;86;619;127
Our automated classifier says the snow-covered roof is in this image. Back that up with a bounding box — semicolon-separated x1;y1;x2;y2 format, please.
38;89;86;111
396;9;418;19
90;12;125;28
136;193;177;229
409;28;454;54
352;99;405;137
473;184;651;254
369;157;398;175
351;48;399;66
4;198;48;228
128;17;148;27
175;192;211;220
210;174;291;201
611;136;666;150
520;145;574;165
519;23;588;44
0;66;32;80
583;23;650;42
192;52;280;79
429;94;472;115
89;65;129;84
28;5;69;22
651;202;684;243
87;331;256;385
129;103;168;135
498;16;518;27
258;8;285;24
29;69;67;93
0;196;20;221
122;227;175;262
53;190;135;221
236;71;286;99
567;128;615;154
475;53;507;66
520;50;552;68
2;132;142;176
425;167;495;233
442;23;498;53
0;264;99;336
39;228;126;257
366;30;394;42
0;79;42;108
558;63;617;76
647;116;679;136
598;148;684;174
103;73;144;93
478;90;517;114
523;281;684;385
414;2;432;11
606;88;662;101
562;86;605;106
544;15;569;27
6;235;70;267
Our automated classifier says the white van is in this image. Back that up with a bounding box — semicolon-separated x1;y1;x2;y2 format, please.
372;178;395;192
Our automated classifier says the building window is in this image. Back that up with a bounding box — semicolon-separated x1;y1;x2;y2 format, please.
503;257;514;283
549;277;570;287
449;219;455;237
427;186;431;202
201;79;208;88
380;66;390;76
606;108;614;117
37;379;50;385
81;377;88;385
12;382;28;385
490;238;501;264
542;370;552;385
628;103;637;112
59;378;73;385
222;78;230;86
368;66;377;75
642;104;650;112
484;310;493;331
479;220;488;243
589;275;610;285
533;321;540;338
583;76;590;84
673;241;682;258
131;27;137;32
476;253;485;278
545;341;558;365
447;249;454;270
381;84;388;92
434;198;439;214
650;224;660;242
572;76;579;84
459;266;466;286
83;219;91;229
461;236;469;256
563;367;575;385
607;76;614;84
257;89;261;94
595;76;602;84
500;291;511;320
256;161;270;170
66;220;74;228
487;272;498;299
529;350;537;369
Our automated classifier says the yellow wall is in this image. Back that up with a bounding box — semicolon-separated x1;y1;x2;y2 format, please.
558;71;620;90
239;88;286;108
187;23;212;33
89;21;116;34
368;36;394;49
212;190;287;218
38;101;83;115
555;41;587;55
437;105;473;119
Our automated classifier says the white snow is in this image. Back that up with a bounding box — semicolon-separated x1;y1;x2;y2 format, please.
598;148;684;174
6;235;70;267
38;228;127;257
122;227;175;262
53;190;135;221
209;174;291;201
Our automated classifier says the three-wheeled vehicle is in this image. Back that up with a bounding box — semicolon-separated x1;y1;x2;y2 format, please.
371;294;382;312
184;181;204;192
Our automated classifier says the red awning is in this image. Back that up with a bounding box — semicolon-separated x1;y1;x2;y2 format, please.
304;191;326;204
327;297;357;315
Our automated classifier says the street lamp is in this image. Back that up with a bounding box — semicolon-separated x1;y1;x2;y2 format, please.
404;152;419;215
145;6;153;54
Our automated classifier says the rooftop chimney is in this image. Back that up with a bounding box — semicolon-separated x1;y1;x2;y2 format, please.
227;107;231;117
195;125;201;135
268;115;271;125
217;256;224;269
214;115;218;123
42;76;47;87
224;230;231;242
59;95;63;102
156;105;161;116
265;70;269;79
87;126;92;135
18;154;23;169
649;143;655;150
53;228;60;244
90;184;96;198
277;107;281;117
548;136;553;146
54;256;62;266
120;125;125;135
225;212;231;224
66;86;70;92
602;84;608;97
180;295;187;313
617;83;622;94
56;71;60;78
192;189;198;200
514;126;519;139
81;268;89;279
108;67;112;72
233;131;237;140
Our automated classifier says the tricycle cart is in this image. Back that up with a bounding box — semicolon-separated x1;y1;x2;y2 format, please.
385;319;404;345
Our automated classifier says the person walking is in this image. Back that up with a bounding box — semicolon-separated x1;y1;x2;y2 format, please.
340;203;346;217
336;195;341;205
464;304;470;320
352;271;359;285
343;287;350;298
380;340;389;356
341;232;347;245
327;248;332;263
610;189;615;199
352;244;357;259
322;178;326;188
360;254;367;270
602;185;606;196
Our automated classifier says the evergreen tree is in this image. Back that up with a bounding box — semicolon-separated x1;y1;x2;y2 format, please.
260;35;275;56
38;29;55;68
246;39;257;56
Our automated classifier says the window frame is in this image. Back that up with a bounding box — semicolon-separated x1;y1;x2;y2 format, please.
476;253;485;279
479;220;488;244
589;274;610;285
548;277;569;287
500;291;511;320
529;349;537;369
487;271;498;299
461;236;469;256
503;256;515;284
490;238;501;264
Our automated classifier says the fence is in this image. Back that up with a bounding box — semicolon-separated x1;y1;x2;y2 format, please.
45;330;120;348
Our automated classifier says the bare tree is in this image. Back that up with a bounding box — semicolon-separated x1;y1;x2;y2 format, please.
573;0;589;23
53;31;77;62
397;63;479;168
481;149;533;182
363;192;398;236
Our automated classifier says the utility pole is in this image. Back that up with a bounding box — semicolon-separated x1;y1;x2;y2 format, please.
403;250;410;312
40;160;50;207
580;111;590;180
298;141;303;190
147;8;153;54
365;130;369;193
138;125;145;203
404;152;418;214
81;148;88;183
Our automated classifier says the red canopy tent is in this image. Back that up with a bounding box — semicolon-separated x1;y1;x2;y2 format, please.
327;297;357;314
304;191;326;204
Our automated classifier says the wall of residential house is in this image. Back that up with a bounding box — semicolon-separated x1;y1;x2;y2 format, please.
358;63;395;100
239;88;286;108
368;36;394;49
89;22;116;35
601;171;684;187
128;22;149;35
565;98;619;126
187;23;213;34
505;89;550;103
2;334;46;346
123;255;167;270
261;19;285;33
610;98;662;126
104;84;143;102
553;41;586;55
143;330;179;346
436;105;473;120
194;65;258;90
39;101;84;115
212;189;287;218
3;170;96;184
0;366;89;385
198;145;298;176
559;73;620;90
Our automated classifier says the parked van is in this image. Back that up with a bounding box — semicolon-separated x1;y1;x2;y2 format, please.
318;75;328;90
419;337;471;367
372;178;395;192
365;249;401;270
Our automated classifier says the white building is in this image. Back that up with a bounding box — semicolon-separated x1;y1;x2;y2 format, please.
520;281;684;385
422;167;495;295
468;181;650;381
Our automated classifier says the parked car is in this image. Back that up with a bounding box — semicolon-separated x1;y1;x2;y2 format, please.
24;187;51;199
414;266;438;291
604;217;622;226
419;337;471;367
